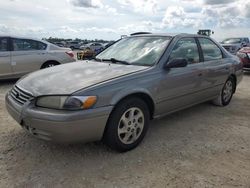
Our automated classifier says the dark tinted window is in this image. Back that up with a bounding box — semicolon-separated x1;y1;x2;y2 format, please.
0;38;8;52
13;39;47;51
198;38;222;61
170;38;200;64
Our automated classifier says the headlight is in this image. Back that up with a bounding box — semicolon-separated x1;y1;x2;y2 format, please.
36;96;97;110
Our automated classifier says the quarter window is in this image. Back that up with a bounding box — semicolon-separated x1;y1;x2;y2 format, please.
169;38;200;64
198;38;222;61
0;38;8;52
13;39;47;51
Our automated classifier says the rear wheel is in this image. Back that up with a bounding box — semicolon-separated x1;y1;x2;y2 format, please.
212;77;235;106
41;61;59;69
103;97;150;152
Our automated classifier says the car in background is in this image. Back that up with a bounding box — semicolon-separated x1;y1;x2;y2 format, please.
5;33;243;152
77;48;95;60
66;41;82;50
221;37;250;54
53;42;65;47
237;47;250;70
79;42;104;53
0;36;75;80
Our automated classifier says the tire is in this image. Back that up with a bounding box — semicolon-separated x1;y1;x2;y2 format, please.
41;62;58;69
212;77;235;106
103;97;150;152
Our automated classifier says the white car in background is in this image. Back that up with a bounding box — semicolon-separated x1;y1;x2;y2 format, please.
0;36;76;80
79;42;104;53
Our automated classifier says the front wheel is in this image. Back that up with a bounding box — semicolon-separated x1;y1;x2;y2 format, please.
103;97;150;152
212;77;235;106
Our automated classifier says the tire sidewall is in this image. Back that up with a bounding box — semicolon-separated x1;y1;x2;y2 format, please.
104;97;150;152
42;62;56;69
221;77;235;106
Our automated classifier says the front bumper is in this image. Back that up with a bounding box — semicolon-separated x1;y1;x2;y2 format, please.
5;93;113;143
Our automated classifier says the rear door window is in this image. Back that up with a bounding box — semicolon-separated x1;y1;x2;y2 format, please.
0;38;8;52
12;39;47;51
198;38;222;61
169;38;200;64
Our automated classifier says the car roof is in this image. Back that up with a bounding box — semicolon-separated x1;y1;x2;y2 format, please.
0;35;50;44
128;33;210;38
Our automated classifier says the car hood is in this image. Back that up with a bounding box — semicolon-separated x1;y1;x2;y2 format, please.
16;61;148;96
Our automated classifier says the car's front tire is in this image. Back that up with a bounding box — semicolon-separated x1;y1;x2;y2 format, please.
103;97;150;152
212;77;235;106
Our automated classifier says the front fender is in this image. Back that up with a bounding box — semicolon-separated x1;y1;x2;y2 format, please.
110;87;154;106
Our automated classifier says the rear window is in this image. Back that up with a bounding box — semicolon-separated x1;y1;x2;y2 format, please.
198;38;223;61
13;39;47;51
0;38;8;52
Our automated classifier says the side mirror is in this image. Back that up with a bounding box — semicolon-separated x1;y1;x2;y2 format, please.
164;58;188;69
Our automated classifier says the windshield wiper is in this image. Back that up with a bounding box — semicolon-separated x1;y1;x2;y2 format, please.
100;58;131;65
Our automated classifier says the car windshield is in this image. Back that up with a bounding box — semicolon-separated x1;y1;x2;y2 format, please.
222;38;242;44
96;36;171;66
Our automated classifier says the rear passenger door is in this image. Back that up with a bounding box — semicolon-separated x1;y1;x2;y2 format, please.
198;37;230;98
10;38;47;75
0;37;12;77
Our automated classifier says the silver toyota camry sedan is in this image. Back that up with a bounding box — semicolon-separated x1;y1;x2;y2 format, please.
5;33;243;152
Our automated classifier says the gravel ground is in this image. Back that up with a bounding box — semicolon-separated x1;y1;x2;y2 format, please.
0;73;250;188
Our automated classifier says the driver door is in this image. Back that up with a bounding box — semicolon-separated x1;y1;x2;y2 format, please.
156;37;205;116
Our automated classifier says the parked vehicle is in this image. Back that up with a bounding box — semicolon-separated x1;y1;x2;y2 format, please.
0;36;75;80
221;37;250;54
53;42;65;47
67;41;82;50
79;42;104;53
237;47;250;70
6;34;243;152
77;48;95;60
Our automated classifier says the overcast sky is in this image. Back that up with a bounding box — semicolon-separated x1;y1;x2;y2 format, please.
0;0;250;41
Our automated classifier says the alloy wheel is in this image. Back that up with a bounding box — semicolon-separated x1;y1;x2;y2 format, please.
222;80;233;103
118;107;145;145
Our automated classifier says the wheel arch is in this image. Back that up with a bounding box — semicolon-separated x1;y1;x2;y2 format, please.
229;74;237;93
41;60;60;69
102;91;155;142
110;91;155;120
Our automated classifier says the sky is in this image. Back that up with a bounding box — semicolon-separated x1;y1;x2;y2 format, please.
0;0;250;41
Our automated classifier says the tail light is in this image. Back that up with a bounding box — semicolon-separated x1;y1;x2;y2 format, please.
66;51;74;59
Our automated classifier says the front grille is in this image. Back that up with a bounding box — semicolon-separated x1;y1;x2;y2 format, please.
10;85;34;105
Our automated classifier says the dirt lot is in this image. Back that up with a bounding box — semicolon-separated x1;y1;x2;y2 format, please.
0;73;250;188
